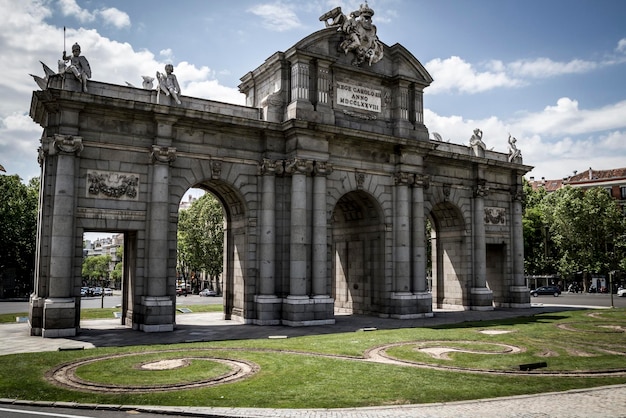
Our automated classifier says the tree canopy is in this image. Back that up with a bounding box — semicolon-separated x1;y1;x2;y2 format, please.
0;175;39;296
523;181;626;281
177;193;224;284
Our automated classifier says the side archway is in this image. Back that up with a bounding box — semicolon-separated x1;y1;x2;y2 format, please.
427;201;470;309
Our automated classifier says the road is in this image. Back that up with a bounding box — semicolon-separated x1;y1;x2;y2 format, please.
0;294;223;315
1;292;624;315
0;405;172;418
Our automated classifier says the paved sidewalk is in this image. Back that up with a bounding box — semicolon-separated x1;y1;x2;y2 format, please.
1;304;625;417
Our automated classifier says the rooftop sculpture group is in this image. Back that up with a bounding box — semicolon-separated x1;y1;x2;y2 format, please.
320;2;383;66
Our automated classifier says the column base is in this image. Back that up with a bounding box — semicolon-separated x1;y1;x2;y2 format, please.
136;296;174;332
281;295;335;326
508;285;531;308
470;287;494;311
253;295;283;325
388;292;434;318
41;298;78;338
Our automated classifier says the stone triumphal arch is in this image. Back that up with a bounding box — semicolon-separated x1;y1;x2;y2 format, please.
29;4;531;337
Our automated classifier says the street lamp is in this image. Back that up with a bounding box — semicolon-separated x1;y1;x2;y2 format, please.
609;270;617;308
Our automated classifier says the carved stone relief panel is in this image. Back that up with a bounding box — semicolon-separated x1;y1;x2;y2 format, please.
86;170;139;200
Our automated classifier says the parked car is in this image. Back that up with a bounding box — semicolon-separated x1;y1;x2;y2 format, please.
176;287;188;296
199;288;217;297
92;287;103;296
80;287;90;297
530;286;561;297
104;288;113;296
618;287;626;297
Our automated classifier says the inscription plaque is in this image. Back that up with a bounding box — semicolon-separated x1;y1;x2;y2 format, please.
336;82;381;112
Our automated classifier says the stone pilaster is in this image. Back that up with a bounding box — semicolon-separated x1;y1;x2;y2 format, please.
410;174;433;316
393;172;411;294
509;182;530;307
140;144;176;332
41;135;83;337
312;161;331;297
471;177;493;310
255;159;282;325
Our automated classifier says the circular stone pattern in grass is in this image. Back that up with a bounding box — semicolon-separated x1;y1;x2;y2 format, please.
556;322;626;333
47;350;259;393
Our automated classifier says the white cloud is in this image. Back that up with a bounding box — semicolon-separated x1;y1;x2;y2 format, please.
248;3;301;32
58;0;94;23
0;0;245;181
425;56;522;94
507;57;597;78
97;7;131;29
425;94;626;181
617;38;626;53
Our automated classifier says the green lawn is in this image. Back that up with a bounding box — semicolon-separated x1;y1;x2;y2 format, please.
0;308;624;409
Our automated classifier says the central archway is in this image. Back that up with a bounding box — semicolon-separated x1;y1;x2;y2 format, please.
331;190;385;315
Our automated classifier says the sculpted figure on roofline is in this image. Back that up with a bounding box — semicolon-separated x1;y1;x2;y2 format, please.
320;2;384;66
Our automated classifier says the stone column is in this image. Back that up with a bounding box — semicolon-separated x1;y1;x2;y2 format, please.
393;172;411;294
471;178;493;310
40;135;83;337
255;159;282;324
286;158;312;298
312;162;331;296
142;144;176;332
409;174;433;317
509;182;530;306
411;175;427;293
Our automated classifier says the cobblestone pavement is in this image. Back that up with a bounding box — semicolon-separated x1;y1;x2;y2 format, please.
1;304;625;417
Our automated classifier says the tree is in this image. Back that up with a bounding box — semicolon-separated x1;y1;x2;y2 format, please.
82;255;112;285
177;193;224;293
540;186;626;284
0;175;39;297
522;179;555;275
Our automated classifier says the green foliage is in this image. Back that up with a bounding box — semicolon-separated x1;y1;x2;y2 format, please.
523;181;626;280
82;255;112;282
539;186;626;278
0;175;39;296
177;193;224;281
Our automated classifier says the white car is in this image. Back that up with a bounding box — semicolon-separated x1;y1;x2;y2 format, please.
199;288;217;297
104;288;113;296
617;287;626;297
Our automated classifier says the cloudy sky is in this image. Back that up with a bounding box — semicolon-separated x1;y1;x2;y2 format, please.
2;0;625;184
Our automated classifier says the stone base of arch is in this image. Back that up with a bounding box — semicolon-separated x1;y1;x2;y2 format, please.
254;295;283;325
506;286;532;308
32;297;78;338
388;292;434;319
470;287;494;311
136;296;174;333
281;295;335;327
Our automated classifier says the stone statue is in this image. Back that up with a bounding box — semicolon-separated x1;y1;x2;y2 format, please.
508;133;522;162
156;64;181;104
141;75;155;90
320;2;383;66
469;128;486;156
469;128;486;149
60;43;91;92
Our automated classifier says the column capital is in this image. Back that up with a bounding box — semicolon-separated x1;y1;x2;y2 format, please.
259;158;285;176
49;134;84;156
393;171;412;185
285;158;313;176
510;185;524;201
150;145;177;164
313;161;333;177
413;173;430;189
474;179;489;198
